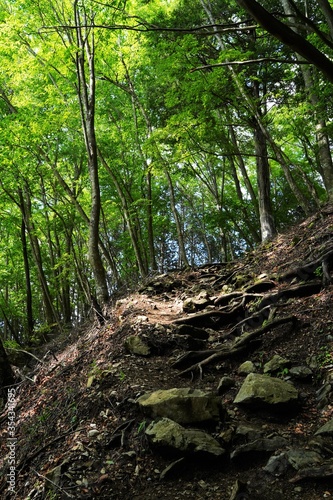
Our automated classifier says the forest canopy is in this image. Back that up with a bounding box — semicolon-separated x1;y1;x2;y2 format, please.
0;0;333;343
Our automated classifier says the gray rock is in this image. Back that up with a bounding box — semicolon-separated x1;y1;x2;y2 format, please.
263;354;290;374
235;424;264;443
182;292;211;312
217;376;235;395
124;335;150;356
238;360;256;375
234;373;299;409
137;388;222;424
146;418;225;457
286;449;323;470
315;417;333;436
263;453;289;476
289;366;313;380
231;436;288;461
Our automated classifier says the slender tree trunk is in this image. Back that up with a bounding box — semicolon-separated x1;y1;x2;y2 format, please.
74;1;109;306
253;121;276;240
98;151;148;277
23;189;59;328
18;189;34;339
146;171;158;271
201;0;310;217
164;169;189;268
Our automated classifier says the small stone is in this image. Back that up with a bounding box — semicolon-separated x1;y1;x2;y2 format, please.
263;355;290;374
217;376;235;394
88;429;100;438
289;366;313;380
238;360;256;375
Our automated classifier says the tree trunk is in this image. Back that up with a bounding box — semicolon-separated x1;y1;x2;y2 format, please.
253;120;276;241
23;189;59;328
18;189;34;339
74;1;109;306
235;0;333;83
165;169;189;268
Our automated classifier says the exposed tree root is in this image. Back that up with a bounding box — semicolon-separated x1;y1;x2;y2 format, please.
176;315;297;377
172;303;245;329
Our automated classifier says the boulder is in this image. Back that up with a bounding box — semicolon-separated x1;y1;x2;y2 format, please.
238;360;256;375
286;449;323;470
315;418;333;436
124;335;150;356
217;376;235;395
146;418;225;458
234;373;299;409
231;436;288;462
263;354;290;374
137;388;222;424
182;292;211;312
289;366;313;380
263;453;289;476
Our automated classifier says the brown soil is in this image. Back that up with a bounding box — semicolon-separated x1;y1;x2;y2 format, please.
1;205;333;499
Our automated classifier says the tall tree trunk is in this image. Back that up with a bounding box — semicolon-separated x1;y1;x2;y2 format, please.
18;189;34;339
74;1;109;306
164;170;189;268
253;121;276;241
98;151;148;277
146;171;158;271
23;189;59;328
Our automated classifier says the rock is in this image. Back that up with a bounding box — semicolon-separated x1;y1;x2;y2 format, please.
263;453;289;476
182;298;197;313
316;383;331;408
263;354;290;374
182;292;211;312
289;366;313;380
290;459;333;482
217;376;235;395
231;436;288;462
173;324;209;340
146;418;225;458
235;424;264;443
124;335;151;356
286;449;323;470
314;417;333;435
234;373;299;410
238;360;256;375
137;388;222;424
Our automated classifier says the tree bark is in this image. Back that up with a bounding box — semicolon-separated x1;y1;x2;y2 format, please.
18;189;34;339
74;1;109;305
253;120;276;241
235;0;333;83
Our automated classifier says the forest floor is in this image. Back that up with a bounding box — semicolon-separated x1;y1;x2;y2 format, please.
1;206;333;499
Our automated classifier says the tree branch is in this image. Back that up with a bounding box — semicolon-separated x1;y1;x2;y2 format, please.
191;57;311;72
235;0;333;83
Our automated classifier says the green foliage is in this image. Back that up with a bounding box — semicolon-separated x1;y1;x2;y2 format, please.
0;0;332;341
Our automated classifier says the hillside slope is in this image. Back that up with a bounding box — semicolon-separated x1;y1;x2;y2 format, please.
1;205;333;499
